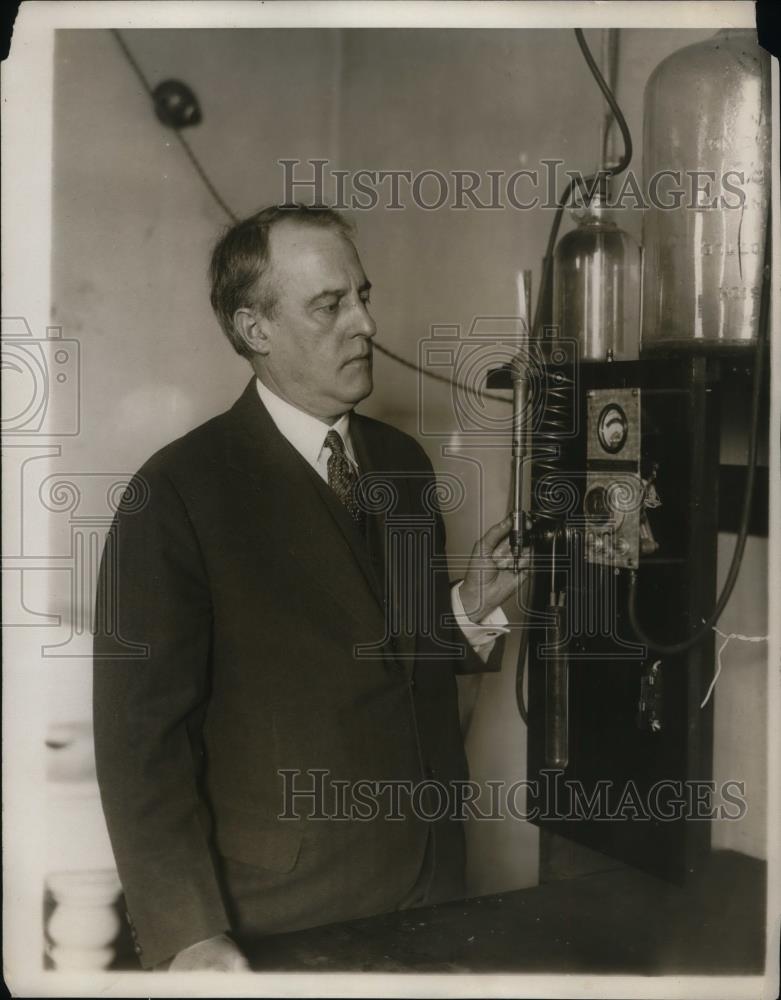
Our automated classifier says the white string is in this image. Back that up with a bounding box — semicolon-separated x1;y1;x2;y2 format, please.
699;624;769;709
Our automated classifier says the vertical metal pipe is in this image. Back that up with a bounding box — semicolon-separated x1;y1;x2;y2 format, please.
510;372;526;571
510;270;532;572
545;602;569;768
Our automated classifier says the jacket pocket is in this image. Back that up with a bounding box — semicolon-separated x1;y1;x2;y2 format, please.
212;803;304;874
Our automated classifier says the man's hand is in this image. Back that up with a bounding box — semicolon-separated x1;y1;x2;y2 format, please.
168;933;250;972
459;515;529;623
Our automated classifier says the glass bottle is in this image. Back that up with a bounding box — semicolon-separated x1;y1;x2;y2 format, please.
553;189;641;362
641;29;771;352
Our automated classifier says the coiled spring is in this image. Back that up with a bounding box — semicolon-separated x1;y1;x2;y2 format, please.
531;364;574;527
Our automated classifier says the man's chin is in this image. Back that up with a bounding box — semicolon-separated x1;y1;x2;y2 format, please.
342;368;373;404
341;358;373;390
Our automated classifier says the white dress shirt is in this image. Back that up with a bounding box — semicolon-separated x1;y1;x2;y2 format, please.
256;379;509;661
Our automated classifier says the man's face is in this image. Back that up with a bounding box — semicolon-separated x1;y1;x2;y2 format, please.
255;220;376;420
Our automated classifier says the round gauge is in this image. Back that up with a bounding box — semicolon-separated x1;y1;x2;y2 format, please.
584;484;625;531
597;404;629;454
584;485;610;523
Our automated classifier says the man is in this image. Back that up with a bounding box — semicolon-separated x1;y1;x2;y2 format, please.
93;205;522;971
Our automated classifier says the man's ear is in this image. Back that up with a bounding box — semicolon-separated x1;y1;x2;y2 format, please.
234;307;272;357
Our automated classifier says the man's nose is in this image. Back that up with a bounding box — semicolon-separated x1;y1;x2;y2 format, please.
348;298;377;339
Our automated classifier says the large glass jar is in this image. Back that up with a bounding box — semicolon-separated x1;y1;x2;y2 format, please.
641;29;771;352
553;197;641;362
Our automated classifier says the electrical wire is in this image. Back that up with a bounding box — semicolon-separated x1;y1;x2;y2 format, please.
370;341;513;403
111;30;239;223
600;29;621;169
627;216;771;656
530;28;633;341
700;626;768;709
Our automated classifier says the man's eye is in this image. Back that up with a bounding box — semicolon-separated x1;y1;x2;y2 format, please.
320;302;339;314
360;294;371;306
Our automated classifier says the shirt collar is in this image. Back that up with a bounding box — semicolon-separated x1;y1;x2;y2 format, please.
255;378;356;468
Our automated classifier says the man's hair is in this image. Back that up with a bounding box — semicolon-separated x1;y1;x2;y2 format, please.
209;204;354;358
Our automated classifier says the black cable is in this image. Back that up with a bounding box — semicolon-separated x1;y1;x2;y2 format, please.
627;217;771;656
111;29;239;223
174;133;240;223
600;29;620;168
530;28;633;341
515;631;530;724
372;341;512;404
575;28;633;175
110;28;149;92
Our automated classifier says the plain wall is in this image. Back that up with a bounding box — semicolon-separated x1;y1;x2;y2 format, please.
48;27;768;904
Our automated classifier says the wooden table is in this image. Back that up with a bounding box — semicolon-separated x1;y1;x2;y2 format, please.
241;849;766;975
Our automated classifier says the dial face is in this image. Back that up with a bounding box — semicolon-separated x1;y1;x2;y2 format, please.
584;483;626;531
584;485;611;523
597;403;629;453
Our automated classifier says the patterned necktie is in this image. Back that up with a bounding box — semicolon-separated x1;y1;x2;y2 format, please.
325;429;364;527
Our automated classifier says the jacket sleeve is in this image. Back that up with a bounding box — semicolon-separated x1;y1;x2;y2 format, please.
413;443;507;675
93;463;229;968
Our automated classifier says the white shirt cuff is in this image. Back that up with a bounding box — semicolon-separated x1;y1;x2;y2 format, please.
451;580;511;654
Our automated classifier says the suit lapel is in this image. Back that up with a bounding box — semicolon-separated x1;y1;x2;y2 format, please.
224;381;385;631
351;414;418;672
305;464;385;609
350;414;387;595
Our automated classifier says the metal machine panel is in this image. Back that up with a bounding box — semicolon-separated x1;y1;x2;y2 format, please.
584;387;642;570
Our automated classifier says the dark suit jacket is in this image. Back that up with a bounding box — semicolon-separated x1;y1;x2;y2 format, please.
93;378;503;968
